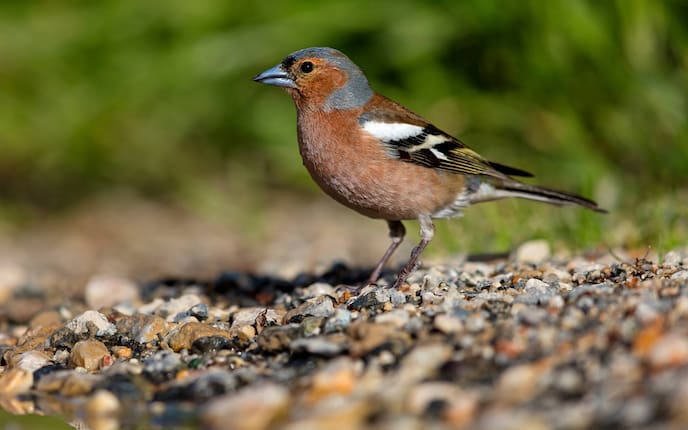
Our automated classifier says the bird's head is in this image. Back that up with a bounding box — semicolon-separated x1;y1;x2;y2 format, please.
253;47;373;111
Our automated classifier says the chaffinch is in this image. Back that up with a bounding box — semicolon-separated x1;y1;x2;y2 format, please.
254;47;605;290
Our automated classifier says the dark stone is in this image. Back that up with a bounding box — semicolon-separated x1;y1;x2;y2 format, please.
143;351;182;384
189;303;209;321
155;370;237;402
424;399;449;420
257;324;301;353
348;291;384;311
33;364;67;383
191;335;234;354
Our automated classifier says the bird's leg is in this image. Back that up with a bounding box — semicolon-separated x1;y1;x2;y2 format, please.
391;215;434;289
366;220;406;286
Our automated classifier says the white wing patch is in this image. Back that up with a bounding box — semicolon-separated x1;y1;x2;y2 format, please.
429;148;449;160
362;121;424;141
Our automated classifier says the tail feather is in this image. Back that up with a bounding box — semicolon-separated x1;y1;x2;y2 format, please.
498;181;607;213
470;179;607;213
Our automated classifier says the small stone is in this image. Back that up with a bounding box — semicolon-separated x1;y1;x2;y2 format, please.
496;363;542;403
201;383;289;430
434;314;464;334
62;373;103;397
543;268;572;283
189;303;210;321
232;324;257;342
282;295;335;324
306;357;356;403
394;343;453;385
515;278;556;305
662;251;683;267
420;291;444;305
231;308;282;329
115;314;169;344
348;322;411;358
85;275;139;309
323;309;352;334
142;350;182;383
29;310;63;330
671;270;688;281
407;382;477;426
161;369;238;402
465;313;486;332
70;340;110;371
375;309;410;328
347;289;388;311
514;240;551;264
289;335;348;357
635;302;660;324
167;322;231;352
149;294;204;322
34;369;72;393
191;335;234;354
66;310;117;337
0;263;26;303
84;389;121;430
11;350;51;372
300;282;337;299
111;346;133;360
298;316;323;336
0;368;33;395
257;324;301;352
648;333;688;369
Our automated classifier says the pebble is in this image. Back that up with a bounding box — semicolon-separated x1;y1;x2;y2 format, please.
83;389;120;430
496;363;543;403
1;248;688;429
201;383;289;430
375;309;410;328
111;346;133;360
66;310;117;337
407;382;477;426
323;309;352;334
514;240;551;264
257;324;301;352
282;295;335;324
647;333;688;370
167;322;231;352
146;294;204;322
142;351;182;383
306;357;357;403
289;335;348;357
348;322;411;358
11;350;51;372
0;263;26;303
300;282;337;299
70;340;110;371
84;275;139;309
231;307;282;329
516;278;556;305
433;314;464;334
0;368;33;395
116;314;169;344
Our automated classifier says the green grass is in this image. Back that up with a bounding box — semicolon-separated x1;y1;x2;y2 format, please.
0;0;686;248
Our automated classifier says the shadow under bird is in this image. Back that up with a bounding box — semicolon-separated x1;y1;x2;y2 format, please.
254;47;606;290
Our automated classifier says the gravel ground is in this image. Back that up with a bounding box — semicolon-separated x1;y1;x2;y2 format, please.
1;243;688;429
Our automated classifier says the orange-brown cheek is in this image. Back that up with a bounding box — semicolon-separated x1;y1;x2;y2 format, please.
299;69;348;106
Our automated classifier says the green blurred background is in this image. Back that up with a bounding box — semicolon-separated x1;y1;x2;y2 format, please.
1;0;686;256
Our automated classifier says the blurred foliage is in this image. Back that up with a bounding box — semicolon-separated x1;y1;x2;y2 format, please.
0;0;686;249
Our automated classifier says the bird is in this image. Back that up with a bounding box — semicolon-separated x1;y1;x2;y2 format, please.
253;47;605;290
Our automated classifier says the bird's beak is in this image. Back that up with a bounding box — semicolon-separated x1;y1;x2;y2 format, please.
252;64;296;89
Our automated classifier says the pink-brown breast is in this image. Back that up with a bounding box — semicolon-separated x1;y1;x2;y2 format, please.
295;107;467;221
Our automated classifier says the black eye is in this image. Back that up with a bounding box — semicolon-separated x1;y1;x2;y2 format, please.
300;61;314;73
